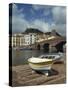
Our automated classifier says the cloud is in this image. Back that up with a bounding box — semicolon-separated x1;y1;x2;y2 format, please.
32;5;66;24
52;7;66;24
32;5;51;16
51;6;66;36
12;16;29;33
12;4;28;33
43;10;51;16
32;6;66;36
50;23;66;36
32;5;52;19
32;5;44;10
12;4;51;33
12;3;24;17
32;4;51;10
12;4;66;36
29;19;50;32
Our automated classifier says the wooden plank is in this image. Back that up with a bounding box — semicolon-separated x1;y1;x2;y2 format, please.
42;75;65;84
18;75;62;86
12;63;66;86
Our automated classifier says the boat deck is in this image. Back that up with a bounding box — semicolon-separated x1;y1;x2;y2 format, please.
12;62;66;87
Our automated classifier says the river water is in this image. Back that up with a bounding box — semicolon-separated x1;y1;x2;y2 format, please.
12;49;65;66
12;49;45;66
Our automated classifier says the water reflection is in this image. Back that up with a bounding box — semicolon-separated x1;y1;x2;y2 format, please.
12;50;44;66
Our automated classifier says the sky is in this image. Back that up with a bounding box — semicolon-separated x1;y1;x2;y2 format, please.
10;3;66;36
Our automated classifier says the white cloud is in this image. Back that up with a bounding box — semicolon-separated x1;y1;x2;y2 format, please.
12;4;51;33
32;5;52;16
43;10;50;16
12;16;29;33
32;5;44;10
12;4;66;36
32;4;51;10
51;7;66;36
29;20;50;32
52;7;66;24
32;5;66;24
50;23;66;36
12;4;28;33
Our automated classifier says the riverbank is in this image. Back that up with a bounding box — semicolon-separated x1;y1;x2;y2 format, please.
12;61;66;86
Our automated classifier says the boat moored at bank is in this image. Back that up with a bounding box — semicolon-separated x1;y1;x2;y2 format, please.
28;53;63;76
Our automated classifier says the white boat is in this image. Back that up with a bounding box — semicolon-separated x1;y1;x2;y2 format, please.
28;53;63;72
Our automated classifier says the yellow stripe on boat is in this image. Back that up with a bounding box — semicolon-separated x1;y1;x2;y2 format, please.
29;63;52;70
28;60;53;65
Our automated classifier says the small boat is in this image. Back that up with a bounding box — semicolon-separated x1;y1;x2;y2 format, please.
28;53;63;75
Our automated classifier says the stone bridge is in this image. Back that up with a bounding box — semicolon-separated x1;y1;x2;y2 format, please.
28;36;66;52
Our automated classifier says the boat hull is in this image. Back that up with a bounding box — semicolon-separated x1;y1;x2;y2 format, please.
29;61;53;71
28;53;63;71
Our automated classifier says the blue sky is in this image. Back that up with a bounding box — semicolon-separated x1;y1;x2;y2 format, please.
11;3;66;36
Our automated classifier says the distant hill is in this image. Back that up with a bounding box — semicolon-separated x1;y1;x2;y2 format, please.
23;28;62;37
24;28;43;34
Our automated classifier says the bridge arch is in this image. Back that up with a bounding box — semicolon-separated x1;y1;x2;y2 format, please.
55;41;66;52
37;44;40;50
43;43;49;52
